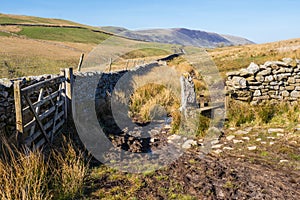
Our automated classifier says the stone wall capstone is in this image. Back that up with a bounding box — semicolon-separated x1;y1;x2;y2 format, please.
226;58;300;105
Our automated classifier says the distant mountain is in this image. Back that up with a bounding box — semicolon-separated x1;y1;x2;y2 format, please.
110;27;255;48
99;26;129;34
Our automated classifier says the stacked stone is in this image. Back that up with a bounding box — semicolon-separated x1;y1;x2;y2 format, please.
0;74;58;137
226;58;300;105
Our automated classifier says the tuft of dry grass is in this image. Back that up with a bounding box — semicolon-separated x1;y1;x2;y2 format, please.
50;139;88;200
227;100;300;128
0;139;51;200
0;137;88;200
129;84;180;122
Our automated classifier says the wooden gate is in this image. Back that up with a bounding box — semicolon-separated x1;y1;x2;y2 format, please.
14;68;73;149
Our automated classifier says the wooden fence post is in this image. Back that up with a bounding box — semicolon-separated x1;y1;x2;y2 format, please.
14;80;23;143
77;53;84;72
65;68;73;119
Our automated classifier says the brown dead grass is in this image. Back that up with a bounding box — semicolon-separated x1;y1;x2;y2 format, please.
208;38;300;76
0;25;21;33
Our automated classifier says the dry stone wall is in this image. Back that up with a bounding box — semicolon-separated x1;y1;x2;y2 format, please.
0;74;60;137
226;58;300;105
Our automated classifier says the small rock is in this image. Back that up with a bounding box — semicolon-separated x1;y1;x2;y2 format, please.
167;134;181;141
277;133;284;137
268;128;284;134
182;139;197;149
256;138;262;142
269;142;275;145
235;130;249;135
267;136;276;140
210;139;220;145
291;90;300;98
226;135;235;141
223;147;234;150
261;141;267;145
247;146;257;151
242;137;250;141
247;62;260;74
279;160;289;163
244;127;253;132
233;139;244;144
164;124;171;129
231;76;247;89
212;144;223;149
229;127;236;131
212;149;223;154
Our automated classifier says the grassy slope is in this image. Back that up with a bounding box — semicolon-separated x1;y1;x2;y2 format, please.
17;26;110;43
0;13;86;26
0;14;178;77
208;38;300;76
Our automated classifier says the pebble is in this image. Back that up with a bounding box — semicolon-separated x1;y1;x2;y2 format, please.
268;128;284;134
256;138;262;141
212;144;223;149
244;127;253;132
269;142;275;145
235;130;249;135
229;127;236;131
267;136;276;140
242;137;250;141
167;134;181;141
223;147;234;150
182;139;197;149
210;139;220;145
261;141;267;145
164;124;171;129
279;160;289;163
233;139;244;144
277;133;284;137
226;135;235;141
213;149;223;154
247;146;257;151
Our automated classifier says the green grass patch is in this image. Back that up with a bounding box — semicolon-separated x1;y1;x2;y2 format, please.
121;48;170;59
17;26;109;43
0;53;77;78
0;31;11;37
0;16;32;24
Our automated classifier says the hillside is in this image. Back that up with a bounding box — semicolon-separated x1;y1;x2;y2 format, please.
207;38;300;76
116;27;255;48
0;13;180;77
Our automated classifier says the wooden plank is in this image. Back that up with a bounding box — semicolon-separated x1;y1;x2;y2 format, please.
24;111;63;145
23;99;64;131
22;89;62;113
24;95;50;143
14;80;23;143
77;53;84;72
30;88;44;136
51;84;62;142
30;119;64;150
24;120;54;146
199;104;223;112
21;76;65;95
65;68;73;118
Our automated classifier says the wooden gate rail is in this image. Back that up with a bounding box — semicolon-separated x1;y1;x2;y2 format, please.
14;68;73;149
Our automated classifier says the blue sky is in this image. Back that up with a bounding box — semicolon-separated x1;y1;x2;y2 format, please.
1;0;299;43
